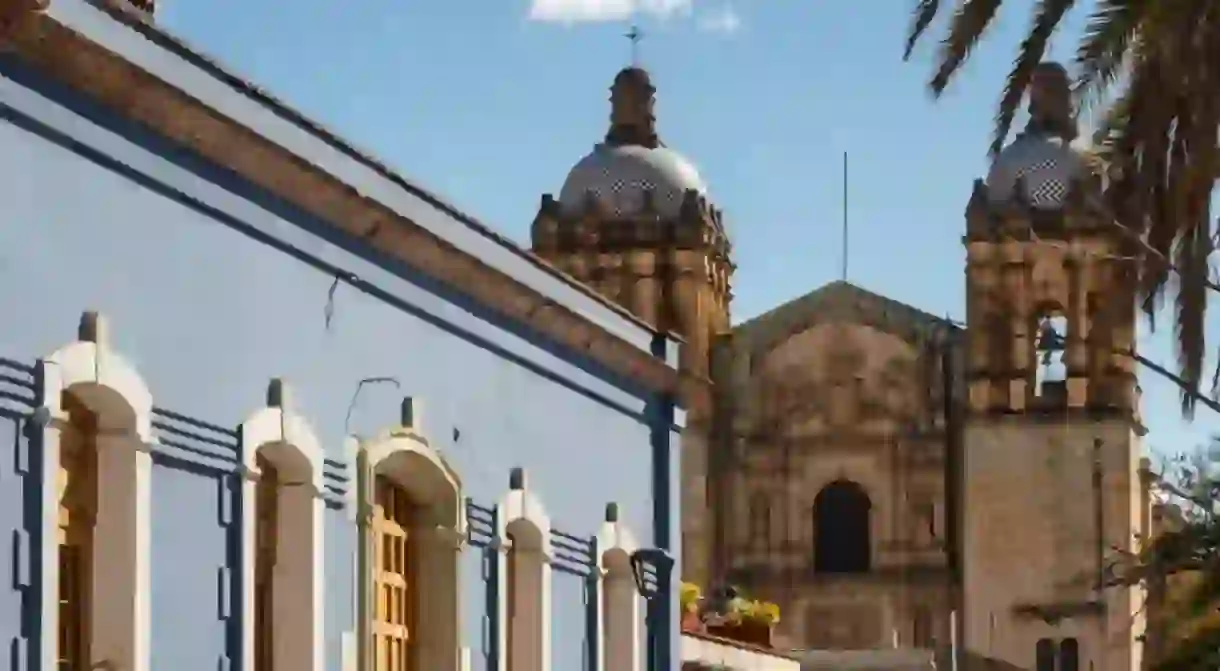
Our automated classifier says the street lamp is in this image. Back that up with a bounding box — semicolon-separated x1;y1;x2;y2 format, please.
629;548;673;598
630;548;675;671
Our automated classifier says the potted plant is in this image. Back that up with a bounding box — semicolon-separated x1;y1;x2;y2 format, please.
737;600;780;647
703;594;748;640
679;582;703;632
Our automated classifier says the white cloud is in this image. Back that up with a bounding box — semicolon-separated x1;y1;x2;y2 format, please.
697;4;741;35
528;0;693;24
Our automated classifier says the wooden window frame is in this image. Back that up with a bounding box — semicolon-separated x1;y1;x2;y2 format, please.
372;475;418;671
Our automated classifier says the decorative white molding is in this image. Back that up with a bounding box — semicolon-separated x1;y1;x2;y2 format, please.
38;312;153;671
239;379;327;671
498;469;552;671
597;508;641;671
362;406;464;671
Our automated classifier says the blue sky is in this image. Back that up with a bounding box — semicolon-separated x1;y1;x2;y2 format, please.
158;0;1218;458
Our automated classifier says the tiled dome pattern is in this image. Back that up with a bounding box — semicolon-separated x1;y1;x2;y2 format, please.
559;144;708;219
986;133;1090;209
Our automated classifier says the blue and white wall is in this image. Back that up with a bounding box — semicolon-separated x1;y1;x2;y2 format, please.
0;3;683;668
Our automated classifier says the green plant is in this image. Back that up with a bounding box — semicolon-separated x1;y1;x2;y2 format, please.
739;600;780;626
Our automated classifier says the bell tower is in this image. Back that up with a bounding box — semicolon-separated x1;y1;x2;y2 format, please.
531;66;733;586
960;63;1145;671
531;67;733;379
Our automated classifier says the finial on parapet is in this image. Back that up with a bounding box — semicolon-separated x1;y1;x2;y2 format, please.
78;311;110;347
400;396;422;431
965;179;994;235
507;468;527;495
266;378;293;410
531;195;562;251
539;193;560;217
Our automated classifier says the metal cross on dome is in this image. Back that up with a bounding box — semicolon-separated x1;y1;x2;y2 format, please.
624;24;645;65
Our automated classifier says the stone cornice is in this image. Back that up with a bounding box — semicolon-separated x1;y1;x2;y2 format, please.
4;3;683;398
734;281;962;359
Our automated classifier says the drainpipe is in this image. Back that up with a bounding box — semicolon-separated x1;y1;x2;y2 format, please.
355;444;371;671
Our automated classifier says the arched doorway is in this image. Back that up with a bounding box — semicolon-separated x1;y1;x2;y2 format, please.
812;480;872;573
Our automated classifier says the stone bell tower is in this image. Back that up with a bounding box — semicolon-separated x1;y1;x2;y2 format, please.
531;66;733;585
960;62;1145;671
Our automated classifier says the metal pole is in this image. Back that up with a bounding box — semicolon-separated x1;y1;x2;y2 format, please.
631;548;674;671
656;553;674;671
646;603;659;671
355;445;371;671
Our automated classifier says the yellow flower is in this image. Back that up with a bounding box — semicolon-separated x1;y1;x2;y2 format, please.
743;600;780;625
680;582;702;613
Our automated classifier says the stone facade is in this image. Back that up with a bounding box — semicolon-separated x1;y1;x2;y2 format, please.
532;62;1149;671
718;285;959;654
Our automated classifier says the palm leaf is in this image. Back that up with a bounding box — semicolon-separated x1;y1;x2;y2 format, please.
904;0;942;61
929;0;1005;96
1072;0;1149;113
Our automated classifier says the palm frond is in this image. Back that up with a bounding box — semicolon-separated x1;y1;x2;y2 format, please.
904;0;942;61
1174;216;1211;417
1072;0;1149;113
929;0;1005;97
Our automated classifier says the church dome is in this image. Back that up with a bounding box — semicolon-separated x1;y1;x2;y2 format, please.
985;132;1091;209
558;143;708;219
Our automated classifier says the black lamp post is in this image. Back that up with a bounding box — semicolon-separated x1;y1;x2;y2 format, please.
630;548;675;671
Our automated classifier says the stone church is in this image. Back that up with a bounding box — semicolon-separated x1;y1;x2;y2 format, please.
531;62;1150;671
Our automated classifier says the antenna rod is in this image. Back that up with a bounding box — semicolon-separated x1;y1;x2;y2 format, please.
841;151;849;282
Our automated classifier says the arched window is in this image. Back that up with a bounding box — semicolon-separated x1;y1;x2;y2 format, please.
1059;638;1080;671
58;393;98;671
241;381;325;671
251;443;321;671
373;475;416;670
1035;312;1068;396
364;424;462;671
812;480;871;573
254;455;278;671
912;606;933;647
42;316;153;671
1035;638;1056;671
749;492;771;547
